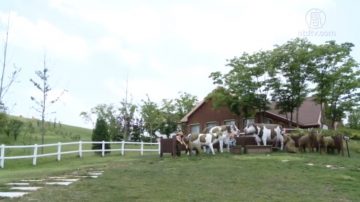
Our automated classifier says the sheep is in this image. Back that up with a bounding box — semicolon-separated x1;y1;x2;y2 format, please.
283;133;297;153
317;134;335;154
317;131;344;155
298;130;318;152
317;132;344;155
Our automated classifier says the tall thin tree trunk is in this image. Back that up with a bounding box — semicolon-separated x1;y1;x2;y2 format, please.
320;102;324;128
296;107;299;127
41;58;46;154
0;16;10;110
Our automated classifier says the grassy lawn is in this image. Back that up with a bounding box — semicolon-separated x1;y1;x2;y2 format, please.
0;141;359;202
1;119;360;202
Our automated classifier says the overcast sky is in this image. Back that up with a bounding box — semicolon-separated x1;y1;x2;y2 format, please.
0;0;359;128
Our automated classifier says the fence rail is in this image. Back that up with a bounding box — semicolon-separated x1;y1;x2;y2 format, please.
0;140;160;168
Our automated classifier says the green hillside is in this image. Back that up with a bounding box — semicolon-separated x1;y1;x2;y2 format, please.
0;115;92;145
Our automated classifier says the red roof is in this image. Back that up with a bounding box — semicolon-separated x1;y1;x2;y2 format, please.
265;97;321;127
181;97;321;127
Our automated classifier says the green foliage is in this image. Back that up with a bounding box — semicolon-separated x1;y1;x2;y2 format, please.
140;92;197;138
209;51;269;118
140;95;163;137
5;119;24;140
174;91;198;120
158;99;177;136
311;41;360;128
348;108;360;129
81;100;140;141
0;112;8;134
210;38;359;127
118;99;137;140
268;38;314;126
92;118;110;153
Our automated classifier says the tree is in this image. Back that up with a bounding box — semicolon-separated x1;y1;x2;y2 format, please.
5;119;24;141
140;95;163;138
30;55;65;152
92;117;110;154
209;51;269;120
310;41;360;128
81;100;139;141
80;104;121;141
118;98;137;141
174;92;198;133
0;112;7;135
174;92;198;120
0;15;21;112
158;99;177;137
348;108;360;129
130;118;144;142
267;38;314;126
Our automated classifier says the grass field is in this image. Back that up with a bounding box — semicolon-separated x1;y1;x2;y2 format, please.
1;140;360;202
1;117;360;201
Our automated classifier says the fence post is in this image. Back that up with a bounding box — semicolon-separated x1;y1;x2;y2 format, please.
57;142;61;161
121;140;125;156
33;144;38;166
78;140;83;158
101;140;105;157
158;141;161;155
141;141;144;156
0;144;5;168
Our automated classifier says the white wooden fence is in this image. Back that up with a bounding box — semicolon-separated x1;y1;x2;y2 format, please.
0;141;160;168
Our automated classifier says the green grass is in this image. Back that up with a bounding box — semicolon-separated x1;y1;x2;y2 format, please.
1;115;92;146
0;140;359;202
1;117;360;201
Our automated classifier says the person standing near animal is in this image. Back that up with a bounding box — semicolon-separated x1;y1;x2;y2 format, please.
175;132;186;156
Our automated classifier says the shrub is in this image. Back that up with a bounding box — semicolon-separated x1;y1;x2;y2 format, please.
92;117;111;154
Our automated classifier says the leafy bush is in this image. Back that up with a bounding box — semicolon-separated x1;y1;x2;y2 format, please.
337;127;360;140
92;117;111;154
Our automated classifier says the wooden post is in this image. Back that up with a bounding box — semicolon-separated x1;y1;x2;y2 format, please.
121;140;125;156
78;140;83;158
57;142;61;161
141;141;144;156
101;140;105;157
0;144;4;168
33;144;38;166
158;140;161;155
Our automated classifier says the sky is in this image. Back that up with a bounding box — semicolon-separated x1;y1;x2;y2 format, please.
0;0;359;129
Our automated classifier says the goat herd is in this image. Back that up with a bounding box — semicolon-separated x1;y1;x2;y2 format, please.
179;123;347;156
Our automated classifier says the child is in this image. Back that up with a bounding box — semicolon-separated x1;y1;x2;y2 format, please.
175;132;186;156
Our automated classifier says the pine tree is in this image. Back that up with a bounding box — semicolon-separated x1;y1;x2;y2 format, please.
92;117;111;154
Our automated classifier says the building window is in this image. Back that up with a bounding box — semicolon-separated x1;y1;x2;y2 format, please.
224;119;236;126
243;118;255;127
205;121;218;129
263;117;272;124
202;122;218;133
190;124;200;134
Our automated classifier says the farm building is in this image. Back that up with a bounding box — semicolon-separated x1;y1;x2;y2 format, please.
180;97;321;134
